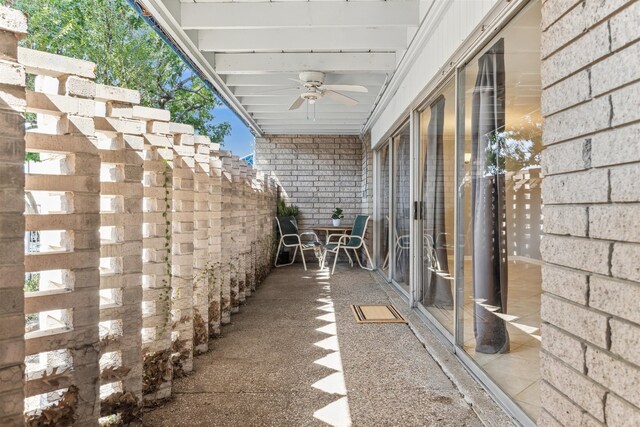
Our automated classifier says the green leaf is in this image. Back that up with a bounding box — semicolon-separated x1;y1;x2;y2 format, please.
10;0;231;142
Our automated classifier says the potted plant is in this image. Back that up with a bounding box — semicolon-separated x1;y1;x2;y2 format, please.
331;208;344;226
277;199;299;218
276;199;300;263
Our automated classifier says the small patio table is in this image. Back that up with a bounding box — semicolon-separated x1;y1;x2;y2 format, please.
311;225;353;245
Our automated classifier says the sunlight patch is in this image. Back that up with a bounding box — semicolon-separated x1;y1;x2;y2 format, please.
313;397;352;427
312;372;347;395
314;336;339;351
316;323;337;335
316;313;336;322
317;303;335;313
314;352;343;372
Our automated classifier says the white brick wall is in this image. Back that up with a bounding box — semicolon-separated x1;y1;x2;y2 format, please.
255;135;364;232
540;0;640;424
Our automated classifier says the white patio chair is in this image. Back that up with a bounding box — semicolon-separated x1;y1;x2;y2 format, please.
274;216;321;271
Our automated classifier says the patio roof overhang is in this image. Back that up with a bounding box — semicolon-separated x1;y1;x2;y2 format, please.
133;0;426;136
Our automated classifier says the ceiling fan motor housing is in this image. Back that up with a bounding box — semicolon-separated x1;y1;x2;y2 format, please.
299;71;325;86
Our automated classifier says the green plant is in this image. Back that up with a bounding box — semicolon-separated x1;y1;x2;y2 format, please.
159;159;172;333
277;199;299;217
24;273;40;292
9;0;231;142
331;208;344;220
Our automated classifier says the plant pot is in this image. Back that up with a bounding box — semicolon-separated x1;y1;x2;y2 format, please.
332;218;341;227
277;248;291;264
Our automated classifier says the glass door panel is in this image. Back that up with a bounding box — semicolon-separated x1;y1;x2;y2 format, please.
457;2;543;421
392;124;411;292
418;79;456;334
376;144;390;279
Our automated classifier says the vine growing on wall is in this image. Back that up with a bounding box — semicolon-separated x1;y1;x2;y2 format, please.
159;159;172;332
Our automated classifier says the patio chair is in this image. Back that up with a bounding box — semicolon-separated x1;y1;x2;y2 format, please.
274;216;322;270
321;214;374;275
382;217;410;270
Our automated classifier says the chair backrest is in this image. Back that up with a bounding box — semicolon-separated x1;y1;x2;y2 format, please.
348;215;369;246
276;216;299;245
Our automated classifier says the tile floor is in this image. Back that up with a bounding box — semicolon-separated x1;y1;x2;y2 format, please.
420;260;541;421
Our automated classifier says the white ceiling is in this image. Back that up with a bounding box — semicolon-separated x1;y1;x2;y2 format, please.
140;0;422;135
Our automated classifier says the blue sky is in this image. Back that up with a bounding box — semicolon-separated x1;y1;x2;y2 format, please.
211;101;254;157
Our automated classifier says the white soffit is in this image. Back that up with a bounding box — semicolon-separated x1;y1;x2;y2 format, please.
139;0;421;136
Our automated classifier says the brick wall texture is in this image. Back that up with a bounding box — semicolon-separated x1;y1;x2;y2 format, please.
255;134;375;265
539;0;640;425
255;134;365;231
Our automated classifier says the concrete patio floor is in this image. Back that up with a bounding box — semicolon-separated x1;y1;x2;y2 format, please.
144;263;514;426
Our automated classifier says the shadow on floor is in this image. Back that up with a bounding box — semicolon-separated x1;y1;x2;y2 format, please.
143;264;483;427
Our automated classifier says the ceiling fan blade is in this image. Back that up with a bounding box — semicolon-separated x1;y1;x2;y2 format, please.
324;90;358;106
288;96;305;110
288;78;306;85
321;84;368;93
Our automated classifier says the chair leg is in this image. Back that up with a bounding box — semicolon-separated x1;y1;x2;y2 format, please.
383;251;389;270
276;242;297;268
331;247;340;275
345;249;353;267
274;240;283;267
362;244;374;271
300;247;308;271
354;248;364;268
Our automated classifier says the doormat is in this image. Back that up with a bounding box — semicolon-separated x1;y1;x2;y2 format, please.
350;305;407;324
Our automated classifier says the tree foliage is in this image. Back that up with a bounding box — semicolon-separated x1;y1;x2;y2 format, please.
5;0;230;142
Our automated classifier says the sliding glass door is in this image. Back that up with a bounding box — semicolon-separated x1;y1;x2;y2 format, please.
391;124;411;292
375;144;390;279
456;2;542;421
373;2;542;423
417;79;456;334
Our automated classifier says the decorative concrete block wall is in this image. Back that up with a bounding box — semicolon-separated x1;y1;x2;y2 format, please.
0;7;26;425
208;146;224;336
96;86;146;418
23;52;102;424
0;6;278;423
540;0;640;425
192;135;211;352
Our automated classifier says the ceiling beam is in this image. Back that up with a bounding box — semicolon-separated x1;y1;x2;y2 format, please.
251;112;369;120
213;52;397;74
198;27;409;52
225;73;388;87
181;2;419;30
256;119;364;126
246;104;372;114
261;126;361;133
239;96;375;106
232;86;381;97
263;130;360;136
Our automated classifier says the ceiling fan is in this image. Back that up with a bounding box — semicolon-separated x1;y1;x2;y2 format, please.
287;71;368;111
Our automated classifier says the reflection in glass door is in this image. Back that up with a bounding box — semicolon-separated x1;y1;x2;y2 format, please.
392;124;411;292
418;79;456;334
376;144;390;279
456;2;543;420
